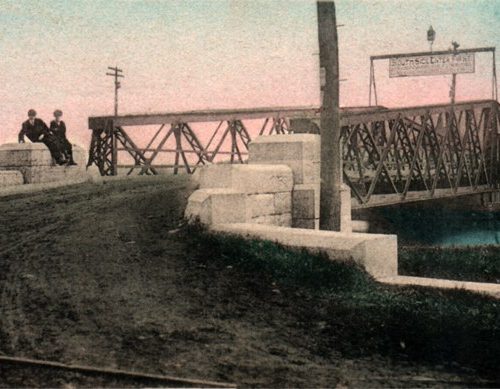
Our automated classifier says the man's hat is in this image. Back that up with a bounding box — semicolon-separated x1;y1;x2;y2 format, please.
53;109;63;117
27;109;36;117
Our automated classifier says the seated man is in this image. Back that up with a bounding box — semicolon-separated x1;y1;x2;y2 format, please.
18;109;66;165
50;109;77;165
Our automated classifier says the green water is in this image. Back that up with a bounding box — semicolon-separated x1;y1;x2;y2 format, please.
379;208;500;247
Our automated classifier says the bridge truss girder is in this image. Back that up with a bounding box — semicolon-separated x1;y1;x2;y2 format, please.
87;100;500;207
343;100;499;206
87;109;299;176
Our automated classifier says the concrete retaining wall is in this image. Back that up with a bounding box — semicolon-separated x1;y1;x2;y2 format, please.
379;275;500;299
213;223;398;278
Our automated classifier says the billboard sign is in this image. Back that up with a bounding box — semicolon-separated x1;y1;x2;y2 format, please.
389;52;475;78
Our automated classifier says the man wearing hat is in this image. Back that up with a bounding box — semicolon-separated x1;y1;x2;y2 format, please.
50;109;77;165
19;109;65;165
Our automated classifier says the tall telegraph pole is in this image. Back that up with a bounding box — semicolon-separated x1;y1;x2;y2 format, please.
106;66;124;175
450;42;459;105
106;66;124;116
317;1;342;231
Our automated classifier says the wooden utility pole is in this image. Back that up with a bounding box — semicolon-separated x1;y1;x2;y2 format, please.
106;66;124;117
106;66;124;175
449;42;460;105
317;1;342;231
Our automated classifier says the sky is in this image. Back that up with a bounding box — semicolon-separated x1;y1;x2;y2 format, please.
0;0;499;147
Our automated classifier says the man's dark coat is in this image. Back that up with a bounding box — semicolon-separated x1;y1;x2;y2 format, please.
18;118;50;143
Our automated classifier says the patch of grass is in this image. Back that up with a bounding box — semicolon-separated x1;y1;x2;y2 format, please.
186;225;500;378
186;224;372;294
399;245;500;283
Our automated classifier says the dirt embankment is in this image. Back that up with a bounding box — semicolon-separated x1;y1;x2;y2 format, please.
0;176;496;387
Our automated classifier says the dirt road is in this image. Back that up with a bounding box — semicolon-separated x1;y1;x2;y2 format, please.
0;176;491;387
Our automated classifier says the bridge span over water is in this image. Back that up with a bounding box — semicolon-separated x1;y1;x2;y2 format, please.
88;99;500;208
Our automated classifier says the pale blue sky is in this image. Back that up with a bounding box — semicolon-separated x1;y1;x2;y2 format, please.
0;0;499;145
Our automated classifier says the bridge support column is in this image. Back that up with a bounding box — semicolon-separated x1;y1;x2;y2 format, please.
249;134;352;232
481;190;500;209
492;102;499;187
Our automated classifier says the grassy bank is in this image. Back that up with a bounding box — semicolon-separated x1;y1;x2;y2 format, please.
187;225;500;379
399;245;500;283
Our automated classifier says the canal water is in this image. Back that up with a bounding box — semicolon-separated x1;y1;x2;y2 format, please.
377;207;500;247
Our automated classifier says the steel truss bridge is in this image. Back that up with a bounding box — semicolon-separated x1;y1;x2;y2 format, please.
88;99;500;208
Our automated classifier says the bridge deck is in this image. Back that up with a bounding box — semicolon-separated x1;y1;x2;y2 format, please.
352;185;495;209
88;99;495;128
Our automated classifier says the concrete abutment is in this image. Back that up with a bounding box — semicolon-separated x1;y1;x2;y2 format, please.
186;134;398;279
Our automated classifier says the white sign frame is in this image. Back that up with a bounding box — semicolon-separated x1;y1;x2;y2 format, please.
388;52;475;78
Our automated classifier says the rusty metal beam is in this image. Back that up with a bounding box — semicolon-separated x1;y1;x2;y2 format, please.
341;100;497;126
352;185;494;209
89;106;321;129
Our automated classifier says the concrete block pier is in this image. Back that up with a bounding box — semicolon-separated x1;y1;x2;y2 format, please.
186;163;294;227
249;134;323;230
0;142;88;187
249;134;352;232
